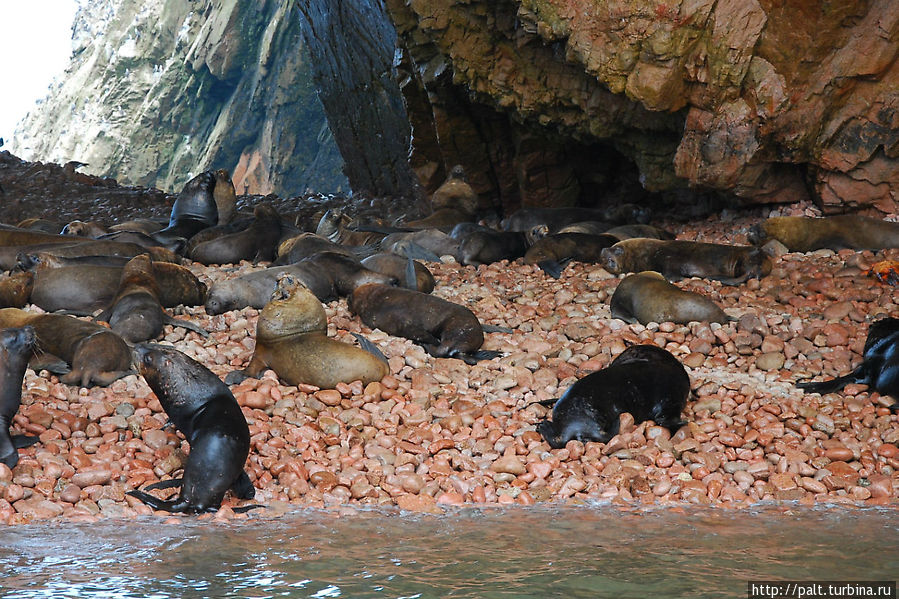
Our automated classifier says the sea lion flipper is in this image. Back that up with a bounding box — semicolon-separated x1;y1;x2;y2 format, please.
29;355;70;375
11;434;38;449
399;242;441;262
143;478;183;492
224;369;253;385
231;471;256;500
351;332;388;364
163;315;210;338
457;349;502;364
795;373;860;395
537;260;563;279
126;489;183;513
482;324;514;334
405;256;417;290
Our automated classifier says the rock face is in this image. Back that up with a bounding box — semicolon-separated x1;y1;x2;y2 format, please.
11;0;347;196
384;0;899;215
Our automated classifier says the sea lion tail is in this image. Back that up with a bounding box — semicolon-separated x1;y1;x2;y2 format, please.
537;259;568;279
351;332;388;364
163;315;210;338
534;398;557;408
482;324;514;334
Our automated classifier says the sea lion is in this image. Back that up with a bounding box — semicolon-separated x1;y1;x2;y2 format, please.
0;326;38;468
300;252;397;296
536;344;689;449
0;271;34;308
189;204;282;265
380;229;461;262
97;255;208;343
108;218;167;235
153;171;219;245
205;263;337;315
361;253;435;293
602;224;676;241
348;283;500;364
16;252;133;270
0;308;132;387
523;232;618;277
274;232;356;265
225;276;389;388
0;226;90;248
429;165;479;216
316;209;387;247
182;217;253;258
502;208;611;232
403;209;474;234
610;272;731;325
748;216;899;252
15;219;64;234
213;169;237;225
127;343;254;513
458;229;530;266
62;220;108;238
1;239;179;270
797;317;899;411
600;239;771;285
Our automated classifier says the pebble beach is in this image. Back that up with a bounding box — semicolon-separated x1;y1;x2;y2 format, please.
2;200;898;525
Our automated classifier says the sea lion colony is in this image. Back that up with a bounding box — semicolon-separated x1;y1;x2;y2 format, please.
0;168;898;520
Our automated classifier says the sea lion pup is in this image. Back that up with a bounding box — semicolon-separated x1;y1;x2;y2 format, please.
189;204;282;265
62;220;108;238
153;171;219;245
0;271;34;308
213;168;237;225
748;215;899;252
205;263;337;315
0;326;38;468
299;252;397;296
600;238;772;285
361;253;435;293
316;209;387;246
97;255;208;343
28;260;206;314
797;317;899;411
0;308;132;387
225;275;389;388
610;272;731;325
458;229;531;266
536;344;689;449
273;232;357;265
348;283;501;364
127;343;255;513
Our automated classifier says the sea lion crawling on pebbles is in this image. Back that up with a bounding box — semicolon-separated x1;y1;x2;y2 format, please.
0;326;39;468
348;283;501;364
748;216;899;252
797;317;899;411
610;271;732;325
225;275;389;389
127;343;256;513
600;238;771;285
536;344;690;449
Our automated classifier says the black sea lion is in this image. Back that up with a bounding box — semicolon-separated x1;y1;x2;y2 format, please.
189;204;282;265
536;344;689;449
600;239;772;285
127;343;254;513
748;216;899;252
153;171;219;245
348;283;500;364
0;326;38;468
797;317;899;411
0;308;132;387
205;262;337;315
610;271;731;325
225;276;389;388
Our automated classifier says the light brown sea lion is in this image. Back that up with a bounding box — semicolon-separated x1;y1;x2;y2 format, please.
0;227;92;249
610;271;731;325
600;239;772;285
97;255;208;343
361;253;435;293
205;263;337;315
0;308;132;387
189;204;282;265
225;276;389;388
429;165;479;215
748;216;899;252
213;169;237;225
0;271;34;308
62;220;108;238
347;283;500;364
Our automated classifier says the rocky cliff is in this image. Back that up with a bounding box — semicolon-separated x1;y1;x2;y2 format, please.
384;0;899;215
11;0;347;197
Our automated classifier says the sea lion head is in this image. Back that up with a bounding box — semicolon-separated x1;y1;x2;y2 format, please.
0;325;36;358
256;274;327;340
746;222;768;246
449;164;466;181
600;245;625;274
316;209;343;237
527;224;549;244
132;343;226;412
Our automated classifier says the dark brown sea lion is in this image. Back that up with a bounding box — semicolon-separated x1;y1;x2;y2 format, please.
97;255;208;343
189;204;282;265
348;283;500;364
300;252;397;296
213;169;237;225
458;230;530;266
181;217;252;258
797;317;899;411
361;253;435;293
748;216;899;252
225;276;389;388
16;252;132;270
523;233;618;278
0;271;34;308
205;263;337;315
536;344;689;449
600;239;772;285
153;171;219;245
127;343;254;513
429;165;479;216
502;208;610;232
0;226;84;247
610;271;731;325
274;233;356;265
602;224;676;241
0;325;38;468
404;208;474;234
0;308;132;387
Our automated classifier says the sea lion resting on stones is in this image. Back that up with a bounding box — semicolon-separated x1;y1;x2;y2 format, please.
97;255;208;343
225;275;389;388
0;271;34;308
205;262;338;315
748;216;899;252
273;232;357;265
1;239;179;270
0;326;39;468
62;220;108;238
458;229;531;266
0;308;132;387
610;271;731;325
127;343;255;513
797;317;899;411
348;283;501;364
537;344;690;449
299;252;396;296
361;253;435;293
600;239;771;285
380;229;460;262
524;233;618;278
189;204;282;265
502;204;650;233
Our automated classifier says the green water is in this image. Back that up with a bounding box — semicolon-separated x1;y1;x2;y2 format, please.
0;506;896;598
